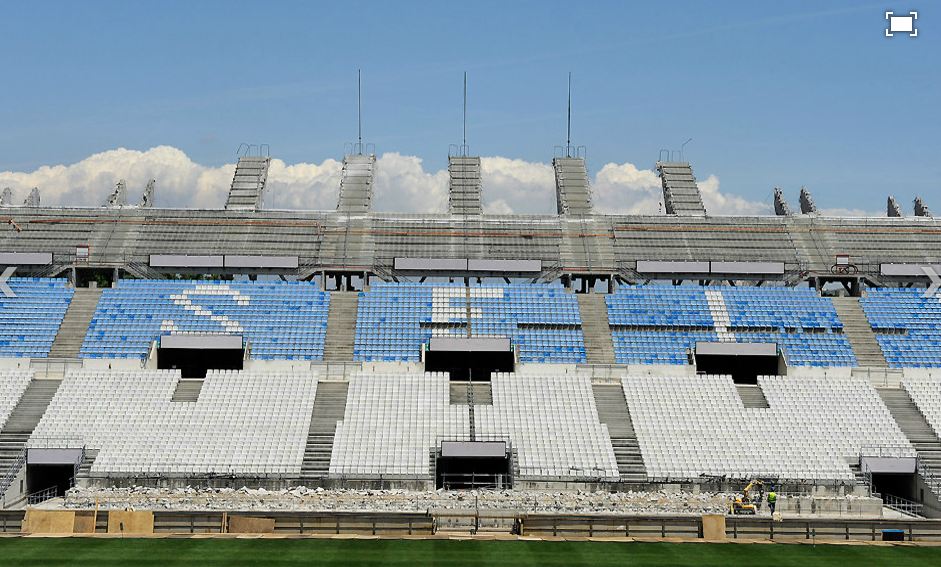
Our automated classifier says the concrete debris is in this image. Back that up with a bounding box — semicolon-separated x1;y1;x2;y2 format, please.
49;486;746;514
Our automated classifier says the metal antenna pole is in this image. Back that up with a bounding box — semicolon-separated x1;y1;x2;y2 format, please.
463;71;467;151
566;72;572;157
357;69;363;153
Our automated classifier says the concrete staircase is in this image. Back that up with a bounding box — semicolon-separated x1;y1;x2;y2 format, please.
449;382;493;405
833;297;887;368
591;383;646;483
878;388;941;497
49;288;102;358
299;381;349;481
171;379;203;402
736;385;770;408
76;449;99;480
0;380;62;497
324;292;359;362
576;294;615;365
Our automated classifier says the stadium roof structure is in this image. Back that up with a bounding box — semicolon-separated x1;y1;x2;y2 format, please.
1;151;940;289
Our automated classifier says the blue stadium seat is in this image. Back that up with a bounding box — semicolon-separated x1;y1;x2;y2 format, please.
0;278;73;358
861;288;941;368
353;282;586;363
607;285;855;367
80;280;329;361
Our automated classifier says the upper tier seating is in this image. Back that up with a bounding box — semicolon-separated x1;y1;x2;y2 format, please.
623;374;912;481
0;370;33;430
329;372;468;477
861;288;941;368
80;280;329;360
607;285;855;367
0;278;73;358
476;374;619;480
31;370;318;476
354;283;586;363
903;376;941;438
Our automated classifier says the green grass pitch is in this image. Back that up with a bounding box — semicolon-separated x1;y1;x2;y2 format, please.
0;538;939;566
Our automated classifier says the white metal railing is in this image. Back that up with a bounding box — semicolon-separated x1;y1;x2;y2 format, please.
878;492;924;518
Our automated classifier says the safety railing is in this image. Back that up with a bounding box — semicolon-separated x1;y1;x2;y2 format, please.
878;492;924;518
0;451;26;504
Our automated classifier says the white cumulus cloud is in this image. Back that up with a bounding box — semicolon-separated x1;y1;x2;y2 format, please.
0;145;783;216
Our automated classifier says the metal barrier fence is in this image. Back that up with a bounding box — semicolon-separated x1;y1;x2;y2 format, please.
2;510;941;541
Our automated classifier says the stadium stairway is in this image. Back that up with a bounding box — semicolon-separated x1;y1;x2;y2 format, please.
736;384;770;408
48;288;102;358
323;292;359;362
591;383;647;483
171;379;203;402
0;379;62;497
877;388;941;498
300;381;349;481
576;294;616;365
449;382;493;405
832;297;888;368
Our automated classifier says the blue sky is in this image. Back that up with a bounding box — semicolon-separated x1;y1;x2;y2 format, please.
0;1;937;214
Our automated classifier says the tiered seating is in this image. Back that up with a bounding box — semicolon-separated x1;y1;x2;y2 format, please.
722;287;855;367
476;374;618;480
80;280;329;360
470;284;585;363
0;278;73;358
354;283;464;362
329;373;467;477
31;370;317;476
354;283;586;363
624;375;912;482
903;376;941;437
607;285;855;367
861;288;941;368
0;370;32;430
607;286;715;365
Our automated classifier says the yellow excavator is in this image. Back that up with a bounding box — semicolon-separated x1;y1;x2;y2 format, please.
729;480;764;515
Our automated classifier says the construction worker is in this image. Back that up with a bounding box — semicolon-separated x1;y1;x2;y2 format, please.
767;488;777;515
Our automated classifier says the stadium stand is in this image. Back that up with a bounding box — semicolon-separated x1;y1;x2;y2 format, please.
904;376;941;440
0;278;73;358
353;282;586;363
0;371;32;432
623;374;913;482
329;373;467;477
476;373;619;480
879;382;941;499
607;286;855;367
861;288;941;368
79;280;329;360
31;370;318;476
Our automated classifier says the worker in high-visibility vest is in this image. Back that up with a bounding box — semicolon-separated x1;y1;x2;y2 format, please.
767;489;777;515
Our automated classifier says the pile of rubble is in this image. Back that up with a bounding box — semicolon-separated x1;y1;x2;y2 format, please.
49;486;739;515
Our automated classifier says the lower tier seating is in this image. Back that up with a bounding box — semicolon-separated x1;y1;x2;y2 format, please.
31;370;318;476
476;374;619;480
329;373;468;477
903;375;941;439
0;370;33;430
623;374;912;482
